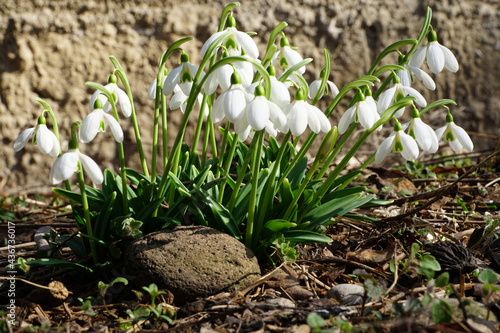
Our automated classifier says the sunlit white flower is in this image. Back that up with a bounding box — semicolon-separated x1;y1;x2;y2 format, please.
211;72;253;124
235;85;287;140
170;85;205;117
50;148;103;185
409;28;459;74
377;76;427;117
375;121;419;164
402;107;438;153
283;88;331;136
273;34;306;75
79;97;123;143
338;91;379;134
308;70;339;100
90;74;131;118
397;63;436;91
13;115;60;157
163;52;204;97
205;52;255;95
267;64;291;109
435;112;473;152
200;16;259;59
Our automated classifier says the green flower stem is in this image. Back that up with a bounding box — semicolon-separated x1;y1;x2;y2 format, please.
315;123;356;180
110;103;129;214
77;169;98;265
245;130;265;248
216;121;231;178
109;56;149;178
162;90;168;171
191;94;210;156
255;131;291;232
151;82;162;181
227;132;260;212
217;132;238;203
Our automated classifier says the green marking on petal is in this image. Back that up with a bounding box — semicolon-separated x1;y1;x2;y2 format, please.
99;120;106;132
181;71;193;83
445;131;455;142
225;38;237;50
394;139;404;153
280;56;288;69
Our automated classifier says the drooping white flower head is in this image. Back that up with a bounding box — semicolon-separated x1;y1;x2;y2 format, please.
211;72;253;124
267;64;291;109
435;112;473;152
204;50;255;95
375;120;419;164
308;69;339;101
377;75;427;118
283;88;331;137
79;97;124;143
200;15;259;60
272;34;306;76
170;85;205;117
235;84;287;141
13;114;60;157
90;74;131;118
403;107;439;153
397;63;436;91
338;90;380;134
163;52;204;97
50;148;103;185
409;28;459;74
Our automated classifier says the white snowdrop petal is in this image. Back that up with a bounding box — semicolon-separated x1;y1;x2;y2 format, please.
435;125;447;141
234;29;259;59
13;127;35;152
308;80;322;100
377;87;396;115
327;81;340;97
311;106;331;133
426;42;445;74
357;102;378;130
268;102;287;132
270;77;290;108
211;94;226;123
451;123;473;151
116;88;132;117
36;125;57;156
247;97;269;131
50;151;79;184
307;108;321;133
409;47;426;68
89;90;101;111
400;132;419;160
411;66;436;90
338;105;357;134
163;66;182;96
103;113;124;143
200;31;226;59
79;110;102;143
148;78;158;100
78;152;103;185
375;135;395;164
284;47;305;74
440;44;459;73
287;103;308;136
224;88;247;122
169;90;186;110
403;86;427;107
449;140;463;152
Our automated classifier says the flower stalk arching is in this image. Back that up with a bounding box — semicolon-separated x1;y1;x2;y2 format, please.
85;81;129;214
109;56;149;178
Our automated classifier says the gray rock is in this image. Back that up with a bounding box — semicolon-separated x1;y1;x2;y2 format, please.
124;226;261;303
327;284;366;306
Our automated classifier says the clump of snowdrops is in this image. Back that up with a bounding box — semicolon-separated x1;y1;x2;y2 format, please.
13;3;472;270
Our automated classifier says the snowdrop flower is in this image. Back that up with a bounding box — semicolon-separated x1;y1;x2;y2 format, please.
90;74;131;118
435;112;473;152
79;98;123;143
377;75;427;118
50;147;103;185
403;107;439;153
200;15;259;60
13;114;60;157
410;28;459;74
338;90;379;134
308;69;339;100
267;64;290;109
283;88;331;136
212;72;253;124
204;50;254;95
236;85;287;139
163;52;204;97
273;34;306;75
170;85;205;117
397;63;436;91
375;121;419;164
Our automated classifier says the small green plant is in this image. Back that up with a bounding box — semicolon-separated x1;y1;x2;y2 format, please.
478;268;500;320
